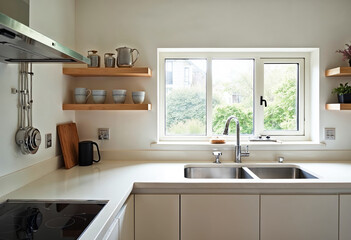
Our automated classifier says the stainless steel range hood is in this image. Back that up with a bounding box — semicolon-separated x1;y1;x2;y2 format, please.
0;12;89;64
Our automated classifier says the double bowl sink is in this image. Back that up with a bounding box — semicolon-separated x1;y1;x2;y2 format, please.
184;164;318;179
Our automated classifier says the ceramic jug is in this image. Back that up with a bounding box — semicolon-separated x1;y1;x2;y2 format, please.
87;50;100;68
116;47;139;67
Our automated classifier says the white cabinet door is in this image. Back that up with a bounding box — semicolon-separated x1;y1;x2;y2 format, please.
340;194;351;240
103;217;120;240
118;195;134;240
181;194;259;240
261;195;338;240
103;195;134;240
135;194;179;240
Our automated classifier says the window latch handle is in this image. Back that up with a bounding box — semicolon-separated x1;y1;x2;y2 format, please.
260;96;267;107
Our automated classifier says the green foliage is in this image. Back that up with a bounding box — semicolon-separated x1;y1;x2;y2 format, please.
332;82;351;95
264;77;297;130
166;69;298;135
166;88;206;130
212;105;253;135
168;119;205;135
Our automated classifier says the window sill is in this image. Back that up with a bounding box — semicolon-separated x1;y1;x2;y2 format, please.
151;141;326;151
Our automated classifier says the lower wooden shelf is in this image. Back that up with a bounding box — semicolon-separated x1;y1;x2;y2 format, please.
62;104;152;111
325;103;351;110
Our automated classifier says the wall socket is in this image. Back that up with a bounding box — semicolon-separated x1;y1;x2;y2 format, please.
324;128;335;140
45;133;52;148
98;128;110;140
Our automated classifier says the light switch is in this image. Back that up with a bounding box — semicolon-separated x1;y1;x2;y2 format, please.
324;128;335;140
45;133;52;148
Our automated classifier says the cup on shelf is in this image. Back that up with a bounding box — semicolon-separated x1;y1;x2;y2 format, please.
74;88;91;104
112;89;127;104
132;91;145;104
92;90;107;104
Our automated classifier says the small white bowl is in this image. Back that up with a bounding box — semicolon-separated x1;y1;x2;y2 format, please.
113;94;126;104
132;91;145;96
112;89;127;95
92;95;106;104
132;91;145;104
92;90;107;96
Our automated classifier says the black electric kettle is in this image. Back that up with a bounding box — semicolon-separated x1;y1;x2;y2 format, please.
78;141;101;166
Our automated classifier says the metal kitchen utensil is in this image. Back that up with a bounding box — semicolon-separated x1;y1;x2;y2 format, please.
116;47;139;67
15;63;41;154
104;53;116;68
87;50;100;68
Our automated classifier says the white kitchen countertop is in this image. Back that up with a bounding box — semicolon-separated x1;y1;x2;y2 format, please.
4;160;351;239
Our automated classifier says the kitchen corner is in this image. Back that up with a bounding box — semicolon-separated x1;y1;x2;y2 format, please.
3;160;351;239
1;0;351;240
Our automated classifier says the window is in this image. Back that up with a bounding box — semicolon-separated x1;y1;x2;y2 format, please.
260;59;304;135
165;59;207;136
158;50;308;141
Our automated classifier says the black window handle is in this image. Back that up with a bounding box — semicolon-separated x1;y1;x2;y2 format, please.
260;96;267;107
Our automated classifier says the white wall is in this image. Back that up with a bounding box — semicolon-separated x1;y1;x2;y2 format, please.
0;0;76;177
74;0;351;156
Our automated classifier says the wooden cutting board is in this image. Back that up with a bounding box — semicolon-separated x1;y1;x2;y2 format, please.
57;122;79;169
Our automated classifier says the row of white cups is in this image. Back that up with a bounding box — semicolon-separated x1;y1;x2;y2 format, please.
74;88;145;104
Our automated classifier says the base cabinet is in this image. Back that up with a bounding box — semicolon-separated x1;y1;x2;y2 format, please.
340;194;351;240
113;193;342;240
181;194;259;240
135;194;179;240
103;195;134;240
103;216;120;240
118;195;134;240
260;195;338;240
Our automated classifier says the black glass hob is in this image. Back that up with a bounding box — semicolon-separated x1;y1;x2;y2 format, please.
0;200;107;240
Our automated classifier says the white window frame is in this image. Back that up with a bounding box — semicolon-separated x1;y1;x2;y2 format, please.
157;49;310;142
256;58;305;136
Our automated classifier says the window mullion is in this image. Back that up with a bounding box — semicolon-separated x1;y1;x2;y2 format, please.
206;57;212;137
255;58;264;135
158;55;166;140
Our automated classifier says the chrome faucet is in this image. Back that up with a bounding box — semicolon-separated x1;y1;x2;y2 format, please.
223;116;250;163
212;151;222;164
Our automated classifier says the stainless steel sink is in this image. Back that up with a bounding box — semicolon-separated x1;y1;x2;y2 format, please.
184;167;254;179
184;165;318;179
247;167;318;179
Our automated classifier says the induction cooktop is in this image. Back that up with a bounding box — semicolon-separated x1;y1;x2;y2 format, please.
0;200;107;240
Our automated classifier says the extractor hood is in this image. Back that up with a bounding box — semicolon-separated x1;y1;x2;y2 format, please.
0;12;89;64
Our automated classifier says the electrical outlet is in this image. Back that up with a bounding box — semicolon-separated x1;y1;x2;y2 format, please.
324;128;335;140
98;128;110;140
45;133;52;148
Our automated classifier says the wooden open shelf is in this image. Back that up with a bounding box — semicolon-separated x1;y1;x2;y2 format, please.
63;67;152;77
325;103;351;110
63;104;152;111
325;67;351;77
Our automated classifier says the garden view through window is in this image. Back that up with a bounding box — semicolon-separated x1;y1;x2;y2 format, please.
161;52;305;139
263;63;299;131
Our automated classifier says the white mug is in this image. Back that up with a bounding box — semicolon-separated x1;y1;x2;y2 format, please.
92;90;107;104
75;88;91;104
